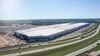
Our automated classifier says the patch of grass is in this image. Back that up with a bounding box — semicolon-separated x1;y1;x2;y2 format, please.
0;36;78;55
78;45;100;56
21;30;100;56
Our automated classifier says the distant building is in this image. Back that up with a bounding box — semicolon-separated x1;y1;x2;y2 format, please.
14;23;90;43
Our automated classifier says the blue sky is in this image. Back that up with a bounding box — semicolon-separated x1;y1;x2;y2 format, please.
0;0;100;20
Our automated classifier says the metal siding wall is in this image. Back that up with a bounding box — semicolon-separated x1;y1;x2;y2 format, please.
26;36;52;43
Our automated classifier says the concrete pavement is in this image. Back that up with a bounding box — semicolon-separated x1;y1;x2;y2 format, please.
65;40;100;56
64;25;100;56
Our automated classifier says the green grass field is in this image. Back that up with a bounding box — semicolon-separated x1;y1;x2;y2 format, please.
0;36;79;55
78;45;100;56
21;30;100;56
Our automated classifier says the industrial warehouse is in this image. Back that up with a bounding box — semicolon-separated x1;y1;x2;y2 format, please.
14;23;90;43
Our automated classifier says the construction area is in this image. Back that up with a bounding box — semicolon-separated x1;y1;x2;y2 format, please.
0;24;35;47
0;23;96;47
0;22;99;56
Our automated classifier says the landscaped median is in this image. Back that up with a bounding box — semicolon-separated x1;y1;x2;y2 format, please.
0;35;79;55
20;28;100;56
78;44;100;56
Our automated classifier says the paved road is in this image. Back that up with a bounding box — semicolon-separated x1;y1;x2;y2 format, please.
3;25;100;56
64;25;100;56
90;50;100;56
65;40;100;56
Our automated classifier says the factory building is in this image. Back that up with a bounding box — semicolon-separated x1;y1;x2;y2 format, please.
14;23;90;43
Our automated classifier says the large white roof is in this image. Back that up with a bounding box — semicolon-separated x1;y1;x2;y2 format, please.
16;23;88;36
